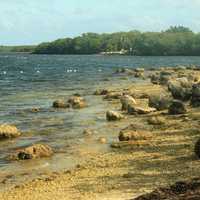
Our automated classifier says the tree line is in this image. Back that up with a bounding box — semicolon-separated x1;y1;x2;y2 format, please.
2;26;200;56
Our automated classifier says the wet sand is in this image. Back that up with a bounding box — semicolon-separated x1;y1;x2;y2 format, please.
1;66;200;200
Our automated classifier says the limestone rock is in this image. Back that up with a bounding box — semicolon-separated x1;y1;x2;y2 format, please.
106;111;124;121
0;125;21;140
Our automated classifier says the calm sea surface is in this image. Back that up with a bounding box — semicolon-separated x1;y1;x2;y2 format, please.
0;54;200;188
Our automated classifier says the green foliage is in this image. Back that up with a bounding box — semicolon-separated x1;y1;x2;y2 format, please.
31;26;200;55
0;45;35;53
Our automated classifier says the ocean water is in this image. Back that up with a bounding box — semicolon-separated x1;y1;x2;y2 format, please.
1;54;200;189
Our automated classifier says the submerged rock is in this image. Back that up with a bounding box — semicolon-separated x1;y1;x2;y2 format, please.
106;111;124;121
148;116;165;125
119;130;152;141
191;82;200;107
53;100;70;108
11;144;53;160
149;94;172;111
168;100;187;115
120;95;137;111
82;129;95;136
0;125;21;140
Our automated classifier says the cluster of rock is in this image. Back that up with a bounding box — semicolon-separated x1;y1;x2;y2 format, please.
0;124;54;161
150;68;200;109
53;96;87;109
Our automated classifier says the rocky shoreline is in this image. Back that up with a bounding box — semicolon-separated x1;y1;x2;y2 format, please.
1;65;200;199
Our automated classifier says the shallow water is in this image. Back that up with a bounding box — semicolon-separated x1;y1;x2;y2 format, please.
0;54;200;189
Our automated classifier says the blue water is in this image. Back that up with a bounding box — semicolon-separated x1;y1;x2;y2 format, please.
0;54;200;188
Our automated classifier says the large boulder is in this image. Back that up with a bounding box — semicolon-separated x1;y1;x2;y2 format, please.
168;100;187;115
53;100;70;108
127;104;156;115
106;111;124;121
120;95;137;111
12;144;53;160
191;82;200;107
0;125;21;140
149;94;172;111
168;78;192;101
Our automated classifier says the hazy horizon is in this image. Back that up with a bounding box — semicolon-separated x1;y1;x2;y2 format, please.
1;0;200;45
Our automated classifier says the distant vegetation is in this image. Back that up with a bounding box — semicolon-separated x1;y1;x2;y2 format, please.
1;26;200;56
0;45;36;53
33;26;200;56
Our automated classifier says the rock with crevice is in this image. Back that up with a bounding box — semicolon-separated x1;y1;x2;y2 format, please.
10;144;53;160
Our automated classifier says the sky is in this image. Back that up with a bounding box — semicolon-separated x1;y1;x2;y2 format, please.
1;0;200;45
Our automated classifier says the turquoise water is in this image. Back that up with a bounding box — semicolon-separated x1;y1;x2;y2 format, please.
0;54;200;189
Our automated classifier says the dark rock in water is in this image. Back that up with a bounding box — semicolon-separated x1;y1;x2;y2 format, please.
0;125;21;140
194;139;200;158
53;100;70;108
82;129;95;136
168;100;187;115
149;94;172;111
11;144;53;160
106;111;124;121
191;82;200;107
168;78;192;101
120;95;137;111
132;178;200;200
93;89;109;95
115;68;134;75
134;71;144;79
